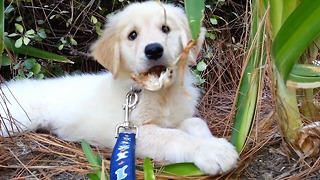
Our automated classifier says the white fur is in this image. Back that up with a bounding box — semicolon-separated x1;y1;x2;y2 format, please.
0;1;238;175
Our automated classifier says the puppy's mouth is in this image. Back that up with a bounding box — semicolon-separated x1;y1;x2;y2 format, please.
131;65;175;91
144;65;167;77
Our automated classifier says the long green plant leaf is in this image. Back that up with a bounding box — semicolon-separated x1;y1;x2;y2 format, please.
269;0;307;142
275;70;301;141
143;157;155;180
273;0;320;82
161;163;203;176
269;0;283;35
230;0;267;153
81;140;103;179
184;0;205;41
4;37;73;63
290;64;320;77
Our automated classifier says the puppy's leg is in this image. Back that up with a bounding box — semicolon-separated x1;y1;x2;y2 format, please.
136;123;238;175
178;117;214;139
179;117;238;172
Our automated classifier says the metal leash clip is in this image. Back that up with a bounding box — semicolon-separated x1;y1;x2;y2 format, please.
115;88;139;138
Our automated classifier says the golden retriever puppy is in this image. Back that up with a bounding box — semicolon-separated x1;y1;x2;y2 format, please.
0;1;238;175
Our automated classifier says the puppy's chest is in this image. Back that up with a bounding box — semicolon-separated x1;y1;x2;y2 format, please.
131;91;193;127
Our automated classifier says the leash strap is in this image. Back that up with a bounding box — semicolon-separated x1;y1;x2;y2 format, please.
110;88;139;180
110;132;136;180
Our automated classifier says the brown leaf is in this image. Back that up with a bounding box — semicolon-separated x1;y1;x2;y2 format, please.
294;122;320;157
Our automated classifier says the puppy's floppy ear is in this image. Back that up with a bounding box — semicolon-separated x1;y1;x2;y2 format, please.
90;24;120;79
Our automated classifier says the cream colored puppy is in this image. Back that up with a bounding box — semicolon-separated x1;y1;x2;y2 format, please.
0;1;238;175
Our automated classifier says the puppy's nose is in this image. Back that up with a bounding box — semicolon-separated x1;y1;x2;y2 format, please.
145;43;163;60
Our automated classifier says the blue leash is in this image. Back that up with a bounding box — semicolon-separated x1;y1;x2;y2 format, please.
110;132;136;180
110;89;139;180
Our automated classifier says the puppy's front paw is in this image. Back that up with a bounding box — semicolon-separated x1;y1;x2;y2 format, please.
193;138;238;175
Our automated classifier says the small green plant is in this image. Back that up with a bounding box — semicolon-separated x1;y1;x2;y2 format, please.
81;140;109;180
192;60;207;84
6;16;47;48
8;23;33;48
58;36;78;50
13;58;44;79
1;0;73;80
91;15;103;36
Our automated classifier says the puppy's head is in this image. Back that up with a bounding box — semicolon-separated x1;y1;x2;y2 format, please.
91;1;205;80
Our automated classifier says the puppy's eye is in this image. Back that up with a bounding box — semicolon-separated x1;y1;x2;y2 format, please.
128;31;138;41
161;25;170;34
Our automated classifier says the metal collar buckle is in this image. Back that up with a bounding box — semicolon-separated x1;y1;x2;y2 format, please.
115;87;139;138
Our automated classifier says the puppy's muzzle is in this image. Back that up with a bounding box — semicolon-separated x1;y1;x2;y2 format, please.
144;43;163;60
132;43;177;91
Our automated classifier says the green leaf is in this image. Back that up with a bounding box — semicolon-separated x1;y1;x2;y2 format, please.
0;55;11;66
94;21;103;36
37;20;44;25
272;0;320;82
161;163;203;176
4;4;14;14
15;37;23;48
15;16;22;22
37;29;47;39
81;140;102;179
25;29;35;35
91;15;98;24
291;64;320;77
143;157;155;180
192;69;200;76
66;18;73;27
205;51;213;58
15;23;24;33
286;64;320;88
70;37;78;46
7;33;19;37
13;61;21;70
60;37;67;44
60;10;69;14
198;78;205;84
231;0;267;153
95;154;103;166
31;63;41;74
210;18;218;25
58;44;64;50
26;71;34;78
81;140;100;167
4;37;73;63
184;0;205;41
36;73;45;79
196;61;207;71
49;15;56;20
24;58;36;69
23;37;30;45
87;174;100;180
269;0;283;36
205;32;216;40
18;69;26;78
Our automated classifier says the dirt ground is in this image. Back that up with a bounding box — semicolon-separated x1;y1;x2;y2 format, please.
0;133;319;180
239;143;320;180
